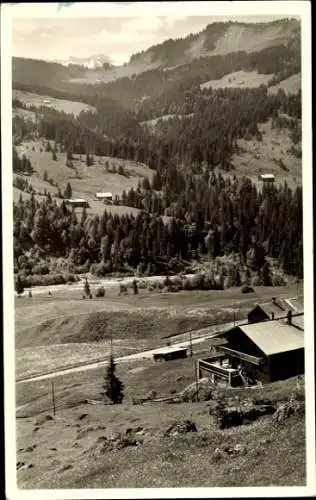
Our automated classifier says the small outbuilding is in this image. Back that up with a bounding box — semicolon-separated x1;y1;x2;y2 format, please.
66;198;90;208
95;192;113;204
248;298;299;323
248;298;287;323
153;346;187;362
259;173;275;183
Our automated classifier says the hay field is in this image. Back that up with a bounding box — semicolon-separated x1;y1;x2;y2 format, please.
13;89;96;116
268;73;301;95
226;118;301;190
200;71;273;90
13;140;153;216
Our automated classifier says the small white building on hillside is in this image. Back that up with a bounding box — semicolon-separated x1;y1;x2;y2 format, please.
66;198;90;208
259;174;275;183
95;192;113;204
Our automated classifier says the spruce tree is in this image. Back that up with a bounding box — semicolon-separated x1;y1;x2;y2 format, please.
15;274;24;296
64;182;72;199
103;355;124;404
84;277;90;297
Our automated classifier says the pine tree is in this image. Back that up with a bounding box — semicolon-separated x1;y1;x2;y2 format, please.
15;274;24;296
84;277;90;297
64;182;72;199
262;260;272;286
102;355;124;404
132;279;138;295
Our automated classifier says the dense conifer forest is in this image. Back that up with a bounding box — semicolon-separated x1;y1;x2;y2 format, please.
12;18;302;285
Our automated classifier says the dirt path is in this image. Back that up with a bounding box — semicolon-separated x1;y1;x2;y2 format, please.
16;318;245;384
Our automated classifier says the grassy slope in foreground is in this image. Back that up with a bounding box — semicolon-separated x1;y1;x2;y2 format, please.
16;374;305;488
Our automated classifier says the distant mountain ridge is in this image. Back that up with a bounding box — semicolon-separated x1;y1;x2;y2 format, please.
12;18;300;91
129;18;300;69
54;54;114;69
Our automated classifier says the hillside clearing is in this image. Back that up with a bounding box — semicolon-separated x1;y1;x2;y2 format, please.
200;71;273;90
268;73;301;95
13;89;96;116
14;140;153;216
13;108;36;121
225;118;301;190
140;113;194;130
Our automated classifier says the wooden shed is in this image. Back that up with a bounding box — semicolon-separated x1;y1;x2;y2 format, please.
95;192;113;204
66;198;90;208
153;347;187;362
198;316;304;386
259;173;275;183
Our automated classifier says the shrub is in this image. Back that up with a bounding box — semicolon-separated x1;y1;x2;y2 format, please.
19;273;77;287
95;286;105;297
90;263;108;277
272;275;287;286
241;285;254;294
119;284;128;295
32;263;50;275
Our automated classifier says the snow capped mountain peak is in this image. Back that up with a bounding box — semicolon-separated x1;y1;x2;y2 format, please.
56;54;114;69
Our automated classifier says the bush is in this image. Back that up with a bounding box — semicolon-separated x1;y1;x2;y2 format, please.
119;284;128;295
272;275;287;286
90;263;108;277
19;273;78;287
32;263;50;275
182;278;193;290
241;285;254;294
95;286;105;297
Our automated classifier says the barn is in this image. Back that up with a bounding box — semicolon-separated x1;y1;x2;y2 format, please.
153;346;187;362
248;298;299;323
66;198;90;208
259;173;275;183
248;298;287;323
95;192;113;204
198;315;304;386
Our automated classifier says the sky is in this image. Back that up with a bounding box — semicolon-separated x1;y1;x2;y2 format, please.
11;9;295;66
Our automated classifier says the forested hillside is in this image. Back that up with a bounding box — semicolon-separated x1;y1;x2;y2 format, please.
12;18;302;286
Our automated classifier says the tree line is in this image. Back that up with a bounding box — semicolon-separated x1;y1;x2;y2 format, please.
13;170;302;279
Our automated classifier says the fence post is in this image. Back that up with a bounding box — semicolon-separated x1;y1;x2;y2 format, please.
51;381;56;417
195;361;199;403
189;331;193;357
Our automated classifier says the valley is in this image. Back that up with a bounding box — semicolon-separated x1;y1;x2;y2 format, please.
9;14;308;492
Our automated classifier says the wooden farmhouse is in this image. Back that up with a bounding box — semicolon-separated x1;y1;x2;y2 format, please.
198;314;304;386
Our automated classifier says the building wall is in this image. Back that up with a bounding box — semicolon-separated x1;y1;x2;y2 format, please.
222;327;264;358
268;349;304;382
248;307;270;324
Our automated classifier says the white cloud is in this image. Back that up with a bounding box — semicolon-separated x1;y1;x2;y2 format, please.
121;16;164;33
